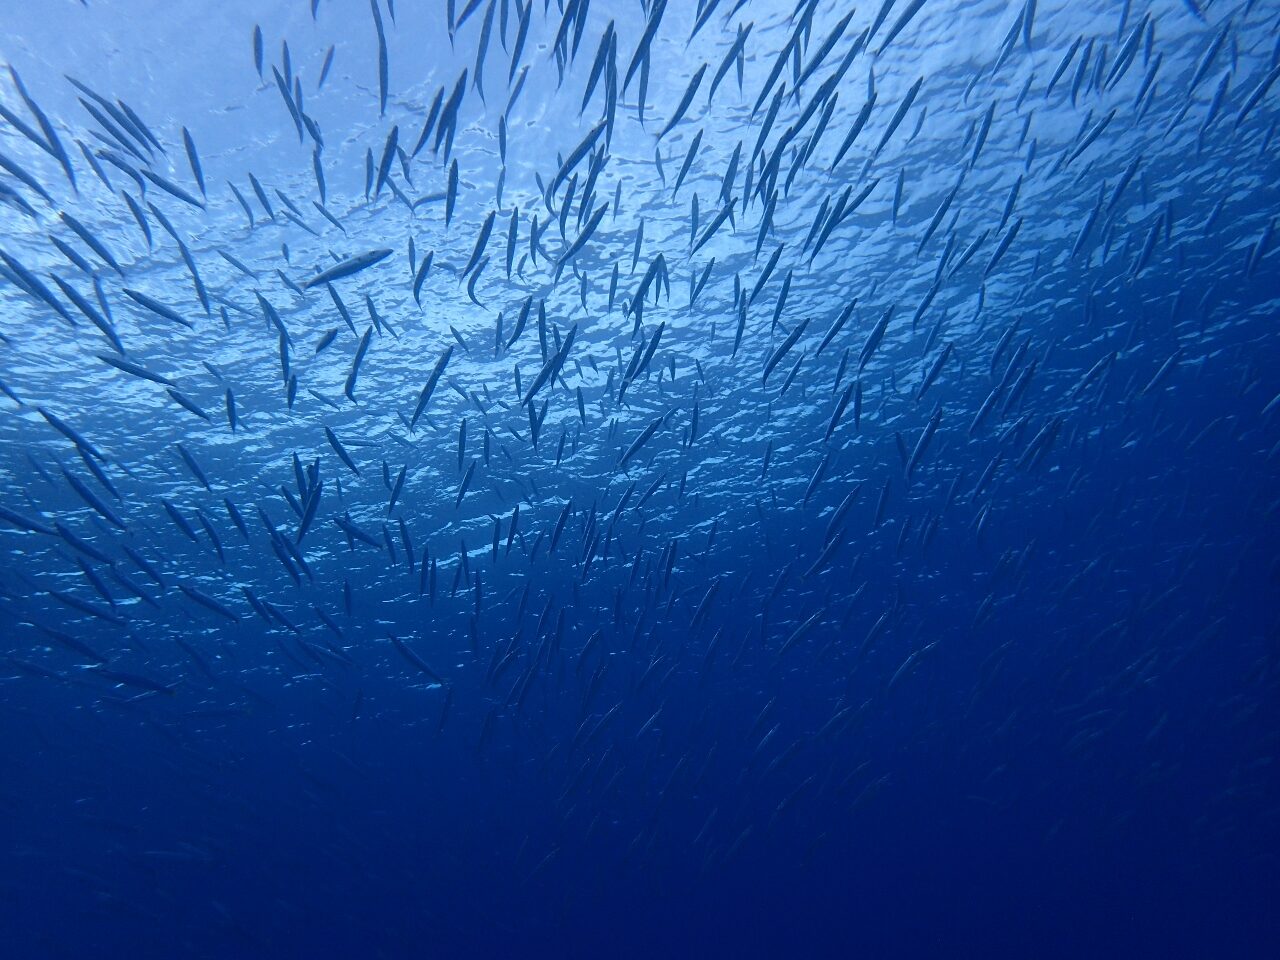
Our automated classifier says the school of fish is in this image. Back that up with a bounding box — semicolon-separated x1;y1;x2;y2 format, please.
1;0;1278;956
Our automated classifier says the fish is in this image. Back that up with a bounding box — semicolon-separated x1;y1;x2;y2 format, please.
371;0;389;117
618;413;667;467
410;347;453;430
872;76;923;159
345;327;373;402
300;249;393;289
858;307;894;373
762;317;809;386
388;634;445;684
877;0;930;56
325;426;361;477
181;127;206;198
121;288;192;328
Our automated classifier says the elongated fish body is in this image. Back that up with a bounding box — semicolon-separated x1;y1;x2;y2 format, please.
300;248;393;289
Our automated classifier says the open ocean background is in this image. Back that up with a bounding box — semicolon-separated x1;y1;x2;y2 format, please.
1;0;1278;956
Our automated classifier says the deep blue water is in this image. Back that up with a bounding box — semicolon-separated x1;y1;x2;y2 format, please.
1;0;1278;956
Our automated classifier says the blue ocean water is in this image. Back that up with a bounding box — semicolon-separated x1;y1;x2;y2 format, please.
1;0;1278;956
